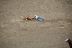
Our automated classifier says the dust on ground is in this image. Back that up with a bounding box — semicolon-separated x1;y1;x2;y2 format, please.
0;0;72;48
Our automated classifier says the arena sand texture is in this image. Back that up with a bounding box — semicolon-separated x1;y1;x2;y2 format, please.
0;0;72;48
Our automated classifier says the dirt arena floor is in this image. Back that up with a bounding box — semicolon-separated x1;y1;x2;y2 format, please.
0;0;72;48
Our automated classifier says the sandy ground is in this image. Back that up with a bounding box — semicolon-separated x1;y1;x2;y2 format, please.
0;0;72;48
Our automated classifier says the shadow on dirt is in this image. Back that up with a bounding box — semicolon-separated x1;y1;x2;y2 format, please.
66;0;72;5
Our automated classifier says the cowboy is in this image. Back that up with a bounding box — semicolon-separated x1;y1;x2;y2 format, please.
34;15;44;21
